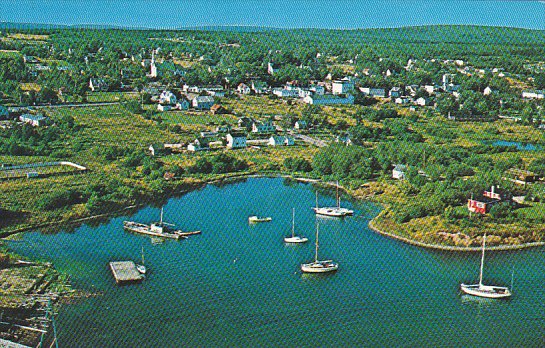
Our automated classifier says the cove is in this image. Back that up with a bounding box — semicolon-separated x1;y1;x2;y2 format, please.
7;177;545;347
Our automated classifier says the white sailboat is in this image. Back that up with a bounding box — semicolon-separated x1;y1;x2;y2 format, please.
312;182;354;217
301;223;338;273
460;234;511;299
136;245;146;274
284;208;308;244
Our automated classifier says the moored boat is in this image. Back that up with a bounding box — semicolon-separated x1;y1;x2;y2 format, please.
301;223;338;273
249;215;272;223
284;208;308;244
312;182;353;217
124;208;192;240
460;234;512;299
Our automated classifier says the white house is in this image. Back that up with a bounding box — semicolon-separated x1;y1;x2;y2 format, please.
267;62;278;75
389;87;403;98
272;88;299;98
392;164;407;180
19;114;49;127
237;83;251;95
187;138;210;152
303;94;354;105
192;96;215;110
251;80;268;94
415;97;430;106
268;136;294;146
252;120;276;133
294;120;308;130
89;78;109;92
522;90;545;99
332;78;354;95
226;133;247;149
159;90;177;105
359;87;386;98
157;104;173;111
395;97;411;104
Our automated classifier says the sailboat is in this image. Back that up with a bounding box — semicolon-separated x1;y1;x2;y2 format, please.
301;223;338;273
136;245;146;274
312;182;354;217
460;234;511;299
284;208;308;244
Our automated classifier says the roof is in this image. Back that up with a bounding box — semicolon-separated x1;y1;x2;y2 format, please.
393;164;407;171
227;133;246;138
195;96;215;103
20;113;47;121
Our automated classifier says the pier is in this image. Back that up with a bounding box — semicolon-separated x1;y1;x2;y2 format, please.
109;261;144;284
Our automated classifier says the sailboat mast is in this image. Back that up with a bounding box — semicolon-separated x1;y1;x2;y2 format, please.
160;207;164;225
141;245;145;265
336;181;340;208
315;191;319;209
479;234;486;286
292;208;295;237
315;224;319;262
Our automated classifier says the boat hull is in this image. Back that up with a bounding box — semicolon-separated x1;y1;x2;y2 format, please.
460;284;512;299
312;207;353;217
301;261;338;273
248;216;272;223
123;221;186;240
284;236;308;243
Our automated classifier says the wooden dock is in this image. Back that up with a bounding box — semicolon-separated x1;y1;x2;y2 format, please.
109;261;144;284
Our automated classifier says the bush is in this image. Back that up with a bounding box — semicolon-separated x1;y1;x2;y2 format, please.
37;189;83;210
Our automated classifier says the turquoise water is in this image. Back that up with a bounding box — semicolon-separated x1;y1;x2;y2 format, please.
488;140;541;151
7;177;545;347
1;0;544;29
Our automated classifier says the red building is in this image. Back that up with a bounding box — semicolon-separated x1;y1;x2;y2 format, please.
467;186;509;215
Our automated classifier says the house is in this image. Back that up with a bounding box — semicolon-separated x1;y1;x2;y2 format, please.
335;135;352;146
252;120;276;133
504;168;537;185
405;85;420;96
204;86;225;97
309;84;325;95
467;186;509;214
237;83;251;95
423;85;437;95
216;125;231;133
294;120;308;130
267;62;278;75
303;94;354;105
392;164;407;180
176;98;190;110
359;87;386;98
268;136;294;146
483;86;496;96
389;87;403;98
187;138;210;152
157;104;173;111
226;133;247;149
395;97;411;104
251;80;268;94
237;117;254;130
89;78;109;92
415;97;431;106
159;90;177;105
0;106;9;120
192;96;215;110
19;114;49;127
272;88;299;98
522;90;545;99
148;144;171;156
332;78;354;95
23;55;38;63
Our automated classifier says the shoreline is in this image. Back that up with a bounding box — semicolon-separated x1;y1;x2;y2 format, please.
3;173;545;252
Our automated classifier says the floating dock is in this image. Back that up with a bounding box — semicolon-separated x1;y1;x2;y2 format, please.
109;261;144;284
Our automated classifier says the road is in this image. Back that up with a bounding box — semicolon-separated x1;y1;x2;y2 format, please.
294;134;328;147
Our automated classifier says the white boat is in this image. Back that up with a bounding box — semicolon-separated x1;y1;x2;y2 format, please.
136;246;146;274
312;182;354;217
460;234;511;299
284;208;308;244
301;223;338;273
249;215;272;223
